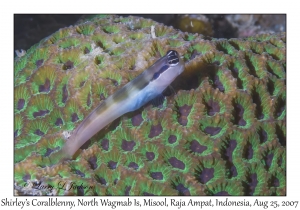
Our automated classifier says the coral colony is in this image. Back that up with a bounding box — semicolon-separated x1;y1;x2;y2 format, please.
14;15;286;195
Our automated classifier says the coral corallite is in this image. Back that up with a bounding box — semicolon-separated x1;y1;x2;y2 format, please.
14;15;286;196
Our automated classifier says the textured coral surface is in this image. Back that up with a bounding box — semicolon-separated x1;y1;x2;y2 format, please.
14;15;286;195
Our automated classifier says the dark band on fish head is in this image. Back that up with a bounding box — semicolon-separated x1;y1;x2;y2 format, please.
166;50;180;66
150;50;180;81
151;65;169;81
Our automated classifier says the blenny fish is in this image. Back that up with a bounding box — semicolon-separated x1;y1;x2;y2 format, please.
62;50;185;158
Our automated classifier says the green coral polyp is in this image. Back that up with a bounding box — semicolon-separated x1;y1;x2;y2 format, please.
55;49;81;70
26;94;54;120
129;32;145;40
110;167;121;184
269;167;285;191
113;177;137;195
14;85;31;114
244;52;267;79
69;161;91;178
29;47;49;68
200;86;230;116
163;149;191;173
48;109;65;129
168;39;185;47
138;120;164;140
72;71;89;89
206;179;244;195
80;151;102;171
161;129;182;147
251;81;273;120
259;145;276;171
92;34;111;50
14;144;36;163
185;133;214;156
15;164;38;184
233;133;261;161
215;40;238;56
266;60;285;79
192;41;215;55
249;41;265;54
227;57;253;90
102;25;120;34
276;120;286;145
256;122;276;144
203;51;229;67
54;166;73;179
36;136;64;157
31;65;57;94
49;28;70;44
76;24;95;35
125;56;136;70
194;156;226;184
93;18;111;28
112;35;126;44
114;127;139;153
170;176;198;195
77;82;93;110
273;146;286;169
274;92;286;120
175;89;198;107
80;42;92;54
173;90;200;127
147;162;170;182
97;133;114;152
55;76;70;107
215;68;237;93
101;70;122;86
155;25;173;37
139;182;163;195
94;54;107;67
14;114;23;138
111;57;126;70
260;140;279;172
93;82;108;100
64;99;84;128
14;56;28;76
102;148;122;170
267;76;285;97
264;43;285;61
140;143;159;162
123;153;144;171
269;38;285;48
22;119;49;145
244;162;269;195
199;115;230;139
94;165;111;186
228;39;246;51
183;33;196;41
150;40;167;57
231;91;255;128
109;47;125;56
139;19;155;28
59;38;81;49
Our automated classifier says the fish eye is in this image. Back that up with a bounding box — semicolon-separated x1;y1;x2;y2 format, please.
166;50;179;65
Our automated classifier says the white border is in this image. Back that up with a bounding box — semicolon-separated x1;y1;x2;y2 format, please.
1;0;298;209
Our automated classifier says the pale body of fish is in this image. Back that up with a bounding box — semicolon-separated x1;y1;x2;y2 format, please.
62;50;185;158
